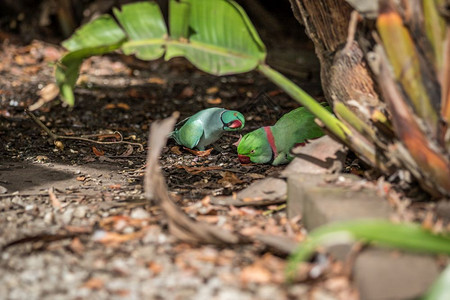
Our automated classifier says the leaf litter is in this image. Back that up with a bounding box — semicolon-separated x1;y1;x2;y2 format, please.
0;34;432;300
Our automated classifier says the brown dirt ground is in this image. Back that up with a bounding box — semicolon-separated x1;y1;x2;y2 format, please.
0;28;363;299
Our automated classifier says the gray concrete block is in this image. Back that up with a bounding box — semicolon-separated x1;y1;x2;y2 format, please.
302;187;392;231
288;173;392;260
288;174;441;300
287;173;360;219
354;248;440;300
287;174;392;228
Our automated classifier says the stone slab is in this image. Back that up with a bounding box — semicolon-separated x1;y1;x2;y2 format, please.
287;173;389;223
288;173;441;300
354;248;439;300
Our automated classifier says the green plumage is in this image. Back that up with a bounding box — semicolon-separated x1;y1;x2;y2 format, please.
237;106;330;165
171;107;245;150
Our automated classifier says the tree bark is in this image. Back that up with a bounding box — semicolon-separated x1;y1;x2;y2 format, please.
289;0;383;119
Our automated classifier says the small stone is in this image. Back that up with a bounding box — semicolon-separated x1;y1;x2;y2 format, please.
130;207;150;219
0;185;7;194
216;288;252;300
25;204;35;211
44;211;54;224
61;207;74;224
256;285;282;300
11;196;24;207
288;284;309;298
73;206;88;218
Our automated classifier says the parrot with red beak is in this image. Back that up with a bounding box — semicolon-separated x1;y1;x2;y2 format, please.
237;106;329;165
171;108;245;150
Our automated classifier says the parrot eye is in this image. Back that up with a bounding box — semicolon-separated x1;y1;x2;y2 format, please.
250;150;255;154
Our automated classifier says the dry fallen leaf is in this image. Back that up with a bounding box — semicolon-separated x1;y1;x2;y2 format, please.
176;164;221;175
35;155;48;162
38;83;60;101
69;237;85;255
183;147;213;157
267;90;283;97
201;196;211;206
48;187;61;210
179;86;194;98
76;176;86;181
29;83;60;111
240;264;272;284
218;171;243;185
109;184;121;190
103;103;130;110
83;278;104;290
117;102;130;110
147;261;163;275
207;97;222;104
211;178;287;206
92;146;105;156
127;88;142;98
421;211;434;231
92;230;144;245
100;215;149;231
148;77;166;85
170;146;182;155
103;103;116;110
196;215;220;224
206;86;219;94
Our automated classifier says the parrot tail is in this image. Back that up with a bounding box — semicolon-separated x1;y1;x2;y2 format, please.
169;129;181;144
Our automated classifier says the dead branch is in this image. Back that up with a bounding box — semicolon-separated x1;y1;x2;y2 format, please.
144;112;244;245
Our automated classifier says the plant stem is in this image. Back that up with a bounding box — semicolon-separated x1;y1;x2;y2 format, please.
257;63;351;142
258;63;394;173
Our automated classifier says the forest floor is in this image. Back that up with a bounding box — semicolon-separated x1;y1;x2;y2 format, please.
0;15;444;299
0;28;358;299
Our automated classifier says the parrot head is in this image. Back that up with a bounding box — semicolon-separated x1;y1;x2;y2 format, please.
221;110;245;131
237;128;273;164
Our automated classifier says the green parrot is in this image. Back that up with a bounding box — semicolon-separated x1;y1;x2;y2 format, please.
237;106;330;165
171;107;245;150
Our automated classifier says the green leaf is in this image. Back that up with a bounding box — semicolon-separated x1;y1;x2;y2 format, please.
56;43;124;105
62;15;126;51
56;0;266;105
423;264;450;300
169;0;191;40
165;0;266;75
287;219;450;279
113;2;167;60
57;15;126;104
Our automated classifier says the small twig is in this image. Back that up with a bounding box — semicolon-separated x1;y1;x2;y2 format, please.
25;109;144;151
25;108;58;140
263;203;287;216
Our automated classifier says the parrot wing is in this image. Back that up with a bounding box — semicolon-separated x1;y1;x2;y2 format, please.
177;119;204;149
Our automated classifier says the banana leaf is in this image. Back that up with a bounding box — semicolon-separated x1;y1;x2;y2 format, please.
56;0;353;152
287;219;450;279
56;0;266;105
423;264;450;300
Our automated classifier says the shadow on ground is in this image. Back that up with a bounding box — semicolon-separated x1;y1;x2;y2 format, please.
0;160;127;194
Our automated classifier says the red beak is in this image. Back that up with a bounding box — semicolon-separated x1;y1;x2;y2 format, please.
238;154;251;164
228;120;242;129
